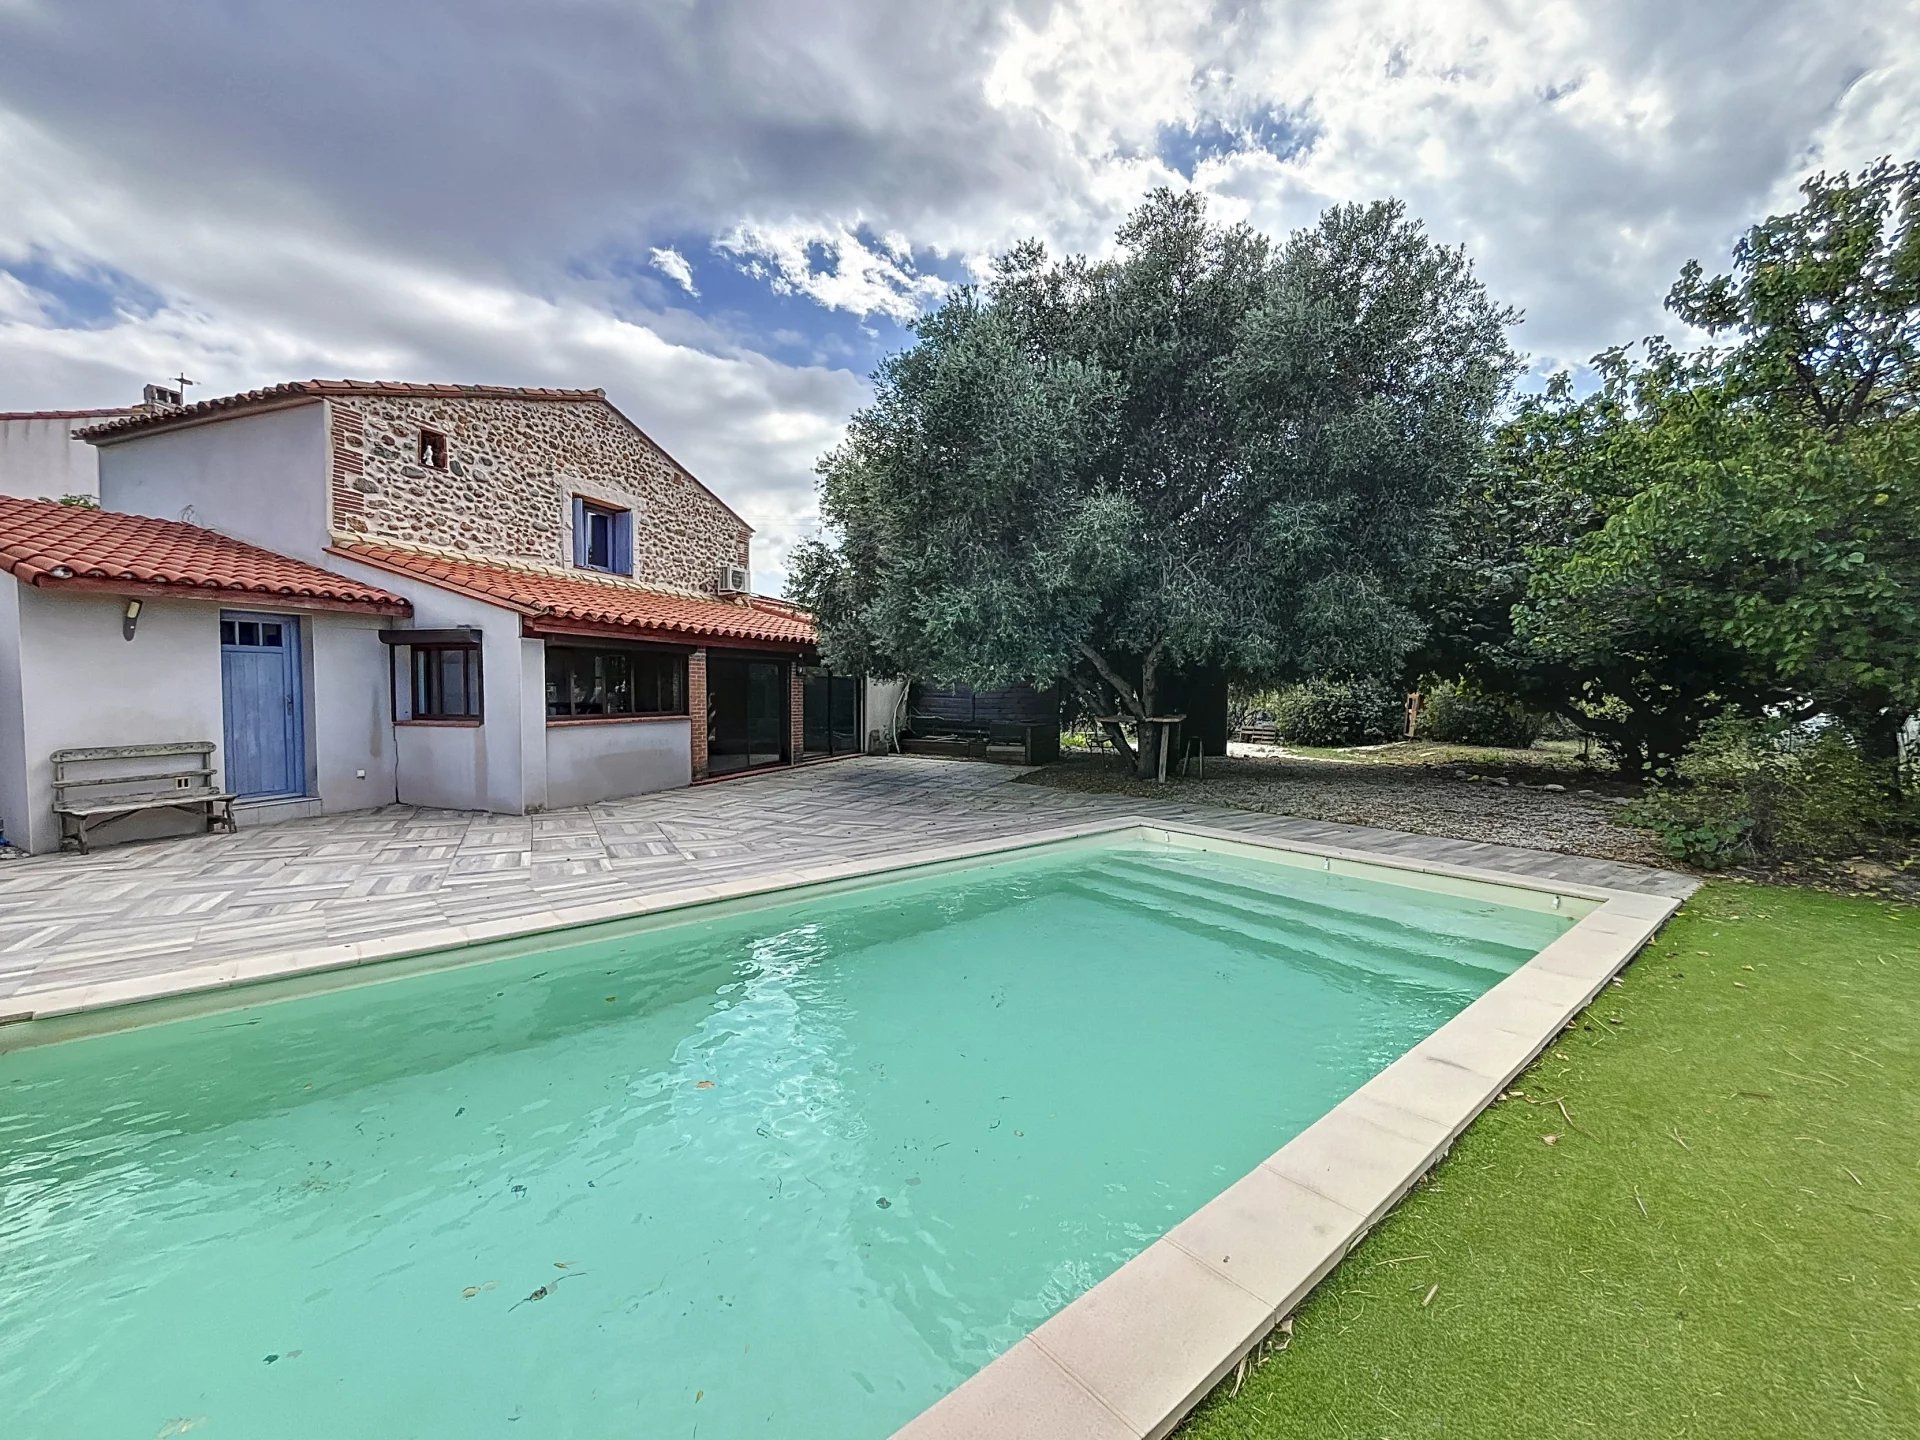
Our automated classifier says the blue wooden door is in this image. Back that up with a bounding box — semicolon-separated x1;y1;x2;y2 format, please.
220;611;304;798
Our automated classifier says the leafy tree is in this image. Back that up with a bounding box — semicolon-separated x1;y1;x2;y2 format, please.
1666;158;1920;434
1420;160;1920;776
791;190;1518;777
1410;357;1784;773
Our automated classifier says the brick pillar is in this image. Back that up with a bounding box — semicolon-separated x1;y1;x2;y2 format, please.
688;648;708;779
789;660;805;765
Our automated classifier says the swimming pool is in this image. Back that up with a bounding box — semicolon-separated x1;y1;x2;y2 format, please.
0;830;1606;1439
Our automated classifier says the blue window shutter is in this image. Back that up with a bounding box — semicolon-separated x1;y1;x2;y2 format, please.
571;497;589;566
613;511;634;575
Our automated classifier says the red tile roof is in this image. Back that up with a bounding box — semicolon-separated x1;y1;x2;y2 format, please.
0;407;135;421
76;380;613;441
334;542;815;647
0;497;411;615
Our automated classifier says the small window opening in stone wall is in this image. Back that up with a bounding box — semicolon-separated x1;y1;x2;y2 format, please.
418;427;449;470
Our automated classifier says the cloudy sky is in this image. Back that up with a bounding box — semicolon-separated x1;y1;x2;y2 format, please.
2;0;1915;590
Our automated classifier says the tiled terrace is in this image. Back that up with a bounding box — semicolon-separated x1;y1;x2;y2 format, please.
0;755;1692;1003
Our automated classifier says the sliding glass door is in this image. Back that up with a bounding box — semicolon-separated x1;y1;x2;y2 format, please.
707;655;789;774
802;667;862;758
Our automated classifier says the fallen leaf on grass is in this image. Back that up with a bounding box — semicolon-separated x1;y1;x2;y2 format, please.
1542;1133;1561;1146
1422;1283;1439;1307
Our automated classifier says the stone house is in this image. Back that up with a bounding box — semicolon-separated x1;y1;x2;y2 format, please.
0;380;871;853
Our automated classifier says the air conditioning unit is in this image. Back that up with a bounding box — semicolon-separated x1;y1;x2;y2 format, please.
716;564;750;595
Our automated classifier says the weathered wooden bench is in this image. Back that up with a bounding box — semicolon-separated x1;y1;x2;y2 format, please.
52;742;237;854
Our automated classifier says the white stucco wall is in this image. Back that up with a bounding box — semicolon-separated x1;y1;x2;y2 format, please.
93;403;331;563
864;676;907;752
544;718;692;809
0;582;406;852
307;613;399;812
0;576;31;848
326;557;533;814
9;588;226;853
0;416;106;501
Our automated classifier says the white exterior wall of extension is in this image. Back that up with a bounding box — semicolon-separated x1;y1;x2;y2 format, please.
543;718;692;809
0;416;109;501
0;577;396;854
322;552;698;816
93;402;333;563
321;556;534;815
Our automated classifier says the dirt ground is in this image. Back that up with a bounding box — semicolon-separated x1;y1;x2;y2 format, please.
1020;741;1660;864
1021;740;1920;899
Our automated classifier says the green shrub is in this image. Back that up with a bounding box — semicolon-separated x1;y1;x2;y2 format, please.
1416;680;1544;749
1622;715;1904;868
1271;678;1403;747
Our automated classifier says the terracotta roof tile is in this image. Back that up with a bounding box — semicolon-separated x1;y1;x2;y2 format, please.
0;407;135;421
0;497;410;614
75;380;612;441
335;542;814;647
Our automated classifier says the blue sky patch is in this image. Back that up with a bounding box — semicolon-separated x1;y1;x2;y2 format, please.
1;252;163;329
585;227;971;379
1157;105;1315;178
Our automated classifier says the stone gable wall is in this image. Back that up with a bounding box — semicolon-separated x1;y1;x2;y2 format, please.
328;395;751;592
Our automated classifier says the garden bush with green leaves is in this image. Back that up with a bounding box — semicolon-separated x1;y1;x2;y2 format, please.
1415;680;1544;749
1623;715;1908;868
1271;678;1403;747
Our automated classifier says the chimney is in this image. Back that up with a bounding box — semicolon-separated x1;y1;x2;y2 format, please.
139;383;185;412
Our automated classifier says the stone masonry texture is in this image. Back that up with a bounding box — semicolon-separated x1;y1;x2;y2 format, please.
328;395;751;594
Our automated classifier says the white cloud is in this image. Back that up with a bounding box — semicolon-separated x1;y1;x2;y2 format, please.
0;0;1916;587
647;246;699;297
714;222;950;322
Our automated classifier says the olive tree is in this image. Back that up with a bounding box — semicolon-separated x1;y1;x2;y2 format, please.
790;190;1518;777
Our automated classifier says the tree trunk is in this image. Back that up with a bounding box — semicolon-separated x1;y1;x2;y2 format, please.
1074;639;1167;781
1835;689;1908;794
1132;646;1162;781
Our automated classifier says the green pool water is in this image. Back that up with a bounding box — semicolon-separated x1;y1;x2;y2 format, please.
0;841;1573;1439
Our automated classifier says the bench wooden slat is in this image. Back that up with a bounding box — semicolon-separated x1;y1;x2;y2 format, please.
56;767;220;788
52;742;216;762
58;791;235;818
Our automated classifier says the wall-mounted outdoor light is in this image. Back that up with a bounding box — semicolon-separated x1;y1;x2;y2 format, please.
122;598;141;641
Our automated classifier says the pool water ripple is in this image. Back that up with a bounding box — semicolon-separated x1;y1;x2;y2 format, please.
0;843;1571;1438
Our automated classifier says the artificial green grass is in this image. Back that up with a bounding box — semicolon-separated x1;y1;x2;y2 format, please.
1181;883;1920;1439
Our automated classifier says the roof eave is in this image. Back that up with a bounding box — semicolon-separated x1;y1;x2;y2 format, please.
78;395;326;446
323;545;546;617
523;615;812;652
30;573;411;616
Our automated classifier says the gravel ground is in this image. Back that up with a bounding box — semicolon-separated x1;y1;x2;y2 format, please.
1018;749;1663;865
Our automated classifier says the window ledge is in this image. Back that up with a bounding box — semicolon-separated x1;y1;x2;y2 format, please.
397;717;483;728
547;714;689;727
